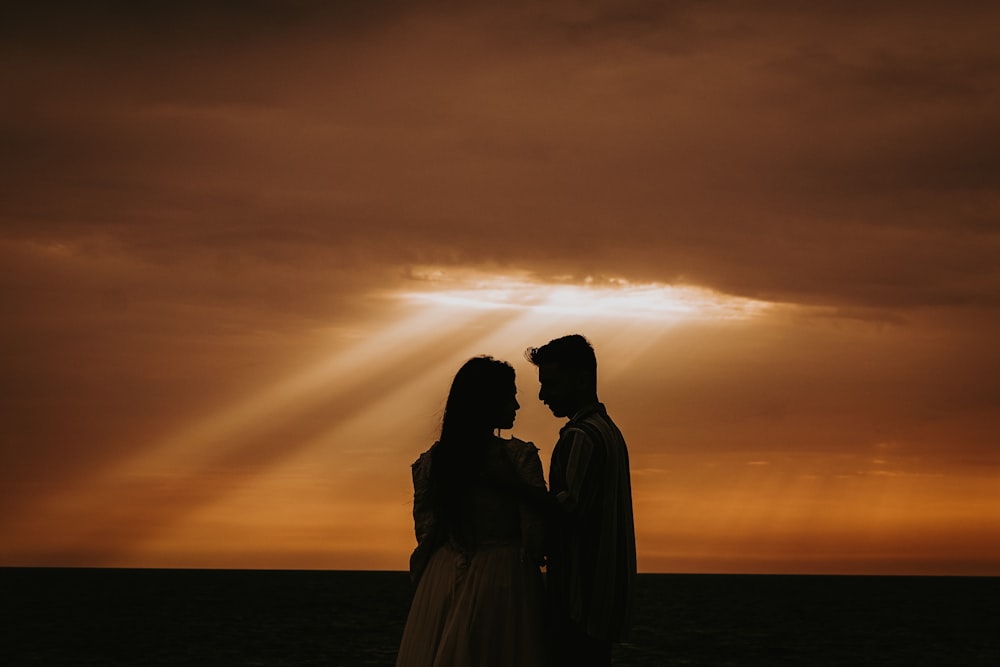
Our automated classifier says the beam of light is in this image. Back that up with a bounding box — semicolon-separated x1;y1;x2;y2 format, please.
10;267;780;567
113;301;497;474
282;265;778;469
123;267;769;474
6;302;509;563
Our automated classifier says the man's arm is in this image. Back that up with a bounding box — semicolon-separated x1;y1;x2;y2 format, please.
551;427;595;516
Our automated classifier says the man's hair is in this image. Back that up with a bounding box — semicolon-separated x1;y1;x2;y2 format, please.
526;334;597;380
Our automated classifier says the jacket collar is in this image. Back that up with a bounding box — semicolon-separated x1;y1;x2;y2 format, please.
560;402;605;434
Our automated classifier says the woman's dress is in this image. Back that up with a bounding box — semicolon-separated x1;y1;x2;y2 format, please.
395;436;549;667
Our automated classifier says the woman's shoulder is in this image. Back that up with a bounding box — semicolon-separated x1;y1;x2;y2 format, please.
497;435;539;458
496;436;544;485
411;442;438;477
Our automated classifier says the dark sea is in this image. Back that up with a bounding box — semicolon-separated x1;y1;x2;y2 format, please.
2;568;997;666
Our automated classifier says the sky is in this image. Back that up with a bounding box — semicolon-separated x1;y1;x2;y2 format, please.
2;1;999;575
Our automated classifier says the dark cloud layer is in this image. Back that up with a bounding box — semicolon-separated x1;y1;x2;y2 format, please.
3;1;999;310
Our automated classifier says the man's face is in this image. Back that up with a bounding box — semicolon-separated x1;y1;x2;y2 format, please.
537;362;575;418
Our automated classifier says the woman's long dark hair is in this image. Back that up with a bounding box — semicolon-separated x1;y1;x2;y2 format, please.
431;356;515;547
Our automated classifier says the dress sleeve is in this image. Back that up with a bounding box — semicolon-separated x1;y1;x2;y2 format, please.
510;439;547;566
411;451;435;544
408;450;437;584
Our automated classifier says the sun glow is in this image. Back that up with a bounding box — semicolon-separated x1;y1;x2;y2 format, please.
398;268;770;322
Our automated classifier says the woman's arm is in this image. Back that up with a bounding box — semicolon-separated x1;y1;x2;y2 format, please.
408;450;437;584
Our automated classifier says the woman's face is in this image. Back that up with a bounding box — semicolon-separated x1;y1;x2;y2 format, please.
494;382;520;431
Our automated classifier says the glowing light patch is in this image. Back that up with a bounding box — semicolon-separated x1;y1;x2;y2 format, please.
31;265;780;568
398;268;770;322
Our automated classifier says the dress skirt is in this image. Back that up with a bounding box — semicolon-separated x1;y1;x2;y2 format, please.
395;542;549;667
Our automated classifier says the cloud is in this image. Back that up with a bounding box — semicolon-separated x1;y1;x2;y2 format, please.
5;3;999;313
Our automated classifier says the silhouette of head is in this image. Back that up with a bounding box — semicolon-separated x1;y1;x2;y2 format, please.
441;356;519;444
433;356;518;545
526;334;598;418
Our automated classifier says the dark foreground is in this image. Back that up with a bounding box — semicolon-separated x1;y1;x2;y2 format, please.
2;568;997;666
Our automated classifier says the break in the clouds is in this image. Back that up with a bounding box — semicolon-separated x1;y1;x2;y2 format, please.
2;1;999;573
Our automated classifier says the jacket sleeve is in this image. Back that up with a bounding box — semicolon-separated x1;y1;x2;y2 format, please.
552;427;596;516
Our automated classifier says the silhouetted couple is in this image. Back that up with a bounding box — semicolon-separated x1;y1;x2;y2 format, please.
395;334;637;667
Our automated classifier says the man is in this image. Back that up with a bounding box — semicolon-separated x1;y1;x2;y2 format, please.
527;334;636;667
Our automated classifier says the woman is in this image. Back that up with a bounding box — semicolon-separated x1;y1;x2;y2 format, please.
396;356;549;667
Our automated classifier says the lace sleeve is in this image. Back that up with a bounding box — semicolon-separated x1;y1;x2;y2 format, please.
408;449;437;584
411;450;435;544
509;439;547;566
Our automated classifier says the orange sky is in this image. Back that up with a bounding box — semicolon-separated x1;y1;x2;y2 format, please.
2;1;999;575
